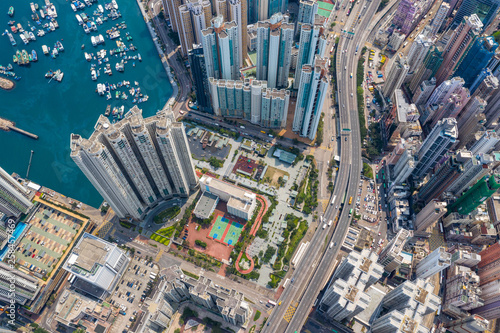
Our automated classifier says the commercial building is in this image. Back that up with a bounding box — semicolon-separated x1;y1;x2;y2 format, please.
411;118;458;179
383;53;409;99
255;13;294;88
388;31;406;51
406;34;432;72
444;315;490;333
198;175;256;220
208;78;290;128
444;264;483;311
428;2;449;35
446;153;496;196
161;265;250;326
454;36;498;89
0;261;40;305
391;0;419;35
469;130;500;154
415;200;447;231
0;166;33;219
409;45;443;94
201;16;241;81
293;56;328;140
378;228;412;273
372;279;441;333
415;246;451;279
412;78;436;109
188;45;212;113
293;15;327;89
63;233;130;300
452;0;500;29
70;106;198;220
435;14;483;85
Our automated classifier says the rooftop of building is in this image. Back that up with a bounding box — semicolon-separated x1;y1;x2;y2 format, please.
193;192;219;219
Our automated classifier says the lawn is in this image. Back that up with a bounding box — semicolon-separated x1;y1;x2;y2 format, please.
149;226;175;245
154;206;181;224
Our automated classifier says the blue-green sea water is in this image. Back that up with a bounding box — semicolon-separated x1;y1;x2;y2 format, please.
0;0;172;207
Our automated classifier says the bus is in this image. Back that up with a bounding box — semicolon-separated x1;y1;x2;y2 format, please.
331;195;337;205
268;300;277;307
348;196;353;205
283;279;290;289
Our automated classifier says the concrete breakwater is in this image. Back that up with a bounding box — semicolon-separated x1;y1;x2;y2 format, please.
0;117;39;140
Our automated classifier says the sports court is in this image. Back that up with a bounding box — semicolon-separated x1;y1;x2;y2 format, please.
317;1;334;18
208;214;243;246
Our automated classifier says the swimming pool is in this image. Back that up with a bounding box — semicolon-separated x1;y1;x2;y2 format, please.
0;222;29;261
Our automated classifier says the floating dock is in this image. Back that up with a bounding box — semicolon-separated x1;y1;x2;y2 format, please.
0;117;39;140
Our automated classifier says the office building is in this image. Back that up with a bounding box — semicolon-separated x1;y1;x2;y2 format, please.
411;118;458;179
409;45;443;94
470;70;498;98
445;315;490;333
452;0;500;29
201;16;241;81
293;15;327;89
415;200;447;231
188;45;212;113
228;0;248;64
162;265;250;326
198;174;256;220
63;233;130;300
424;77;466;111
418;153;464;203
255;13;294;88
293;56;329;140
378;229;412;273
446;153;495;195
0;167;33;219
428;87;471;128
209;78;290;128
70;106;198;220
372;279;441;333
429;2;449;35
435;14;483;85
406;34;432;72
416;246;451;279
449;174;500;215
454;36;499;89
383;53;409;99
177;0;213;56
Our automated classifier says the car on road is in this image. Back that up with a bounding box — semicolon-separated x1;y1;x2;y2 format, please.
351;93;353;97
331;136;334;141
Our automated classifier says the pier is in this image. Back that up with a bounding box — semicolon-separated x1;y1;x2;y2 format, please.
0;117;39;140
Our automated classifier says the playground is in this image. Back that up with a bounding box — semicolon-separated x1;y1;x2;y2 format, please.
208;215;243;246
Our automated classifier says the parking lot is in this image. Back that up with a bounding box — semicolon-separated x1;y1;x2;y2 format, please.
109;255;159;333
355;177;380;225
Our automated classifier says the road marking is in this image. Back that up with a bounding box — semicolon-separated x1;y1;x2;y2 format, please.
155;249;163;262
283;302;297;322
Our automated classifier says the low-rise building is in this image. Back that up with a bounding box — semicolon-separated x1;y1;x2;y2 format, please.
198;175;257;220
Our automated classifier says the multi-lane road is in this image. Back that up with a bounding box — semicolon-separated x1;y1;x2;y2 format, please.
263;0;381;331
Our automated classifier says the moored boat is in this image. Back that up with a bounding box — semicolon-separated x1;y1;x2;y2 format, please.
31;49;37;61
20;33;28;45
7;31;16;46
76;14;83;25
8;6;14;17
42;44;49;54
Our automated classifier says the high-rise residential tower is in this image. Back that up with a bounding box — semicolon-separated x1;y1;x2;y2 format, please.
293;15;327;89
429;2;450;35
228;0;248;65
70;106;198;220
411;118;458;179
435;14;483;85
406;34;433;73
188;45;212;113
255;13;294;88
378;229;412;273
383;53;409;99
0;167;33;219
452;0;500;29
293;56;329;140
201;16;241;81
415;200;447;231
409;45;443;94
177;0;213;56
416;246;452;279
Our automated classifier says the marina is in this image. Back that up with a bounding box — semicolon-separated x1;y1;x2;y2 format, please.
0;0;173;207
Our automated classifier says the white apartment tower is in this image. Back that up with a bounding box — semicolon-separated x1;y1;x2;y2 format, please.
0;167;33;219
255;13;294;88
429;2;450;35
294;15;327;89
70;106;198;220
228;0;248;65
293;56;329;140
415;200;447;231
407;34;433;72
416;246;452;279
383;53;409;99
201;16;241;81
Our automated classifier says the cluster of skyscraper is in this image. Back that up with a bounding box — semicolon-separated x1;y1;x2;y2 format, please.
70;106;198;220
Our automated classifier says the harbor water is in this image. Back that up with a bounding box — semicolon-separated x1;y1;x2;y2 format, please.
0;0;173;207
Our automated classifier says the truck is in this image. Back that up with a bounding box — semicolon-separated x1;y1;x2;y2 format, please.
329;241;334;249
377;74;383;78
323;223;327;229
328;220;333;226
331;195;337;205
350;73;353;78
349;208;353;217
